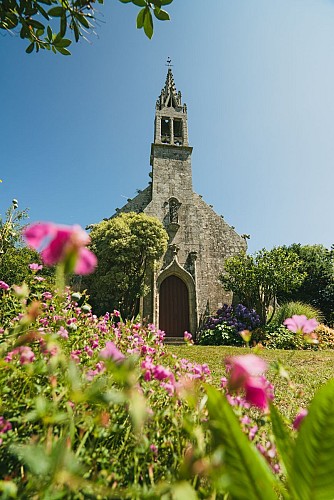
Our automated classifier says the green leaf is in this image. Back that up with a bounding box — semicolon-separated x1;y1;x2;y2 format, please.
289;378;334;500
56;38;71;48
143;7;153;39
25;42;34;54
36;3;49;20
269;402;294;477
206;385;278;500
75;12;90;29
159;0;173;5
48;6;64;17
73;22;80;42
132;0;146;6
153;7;170;21
118;0;132;3
47;25;52;39
28;19;45;30
136;7;145;29
60;14;67;37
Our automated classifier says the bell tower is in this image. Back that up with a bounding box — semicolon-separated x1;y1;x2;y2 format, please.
150;67;193;210
153;68;189;147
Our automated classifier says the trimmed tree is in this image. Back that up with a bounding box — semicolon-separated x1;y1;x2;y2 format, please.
85;212;168;318
220;248;306;325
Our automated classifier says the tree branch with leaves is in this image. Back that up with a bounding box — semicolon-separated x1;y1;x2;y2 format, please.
0;0;173;54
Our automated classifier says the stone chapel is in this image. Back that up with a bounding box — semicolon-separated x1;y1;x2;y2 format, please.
112;68;246;337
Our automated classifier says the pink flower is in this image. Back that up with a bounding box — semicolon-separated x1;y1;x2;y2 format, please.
284;315;318;334
184;331;193;343
244;377;273;410
29;263;43;271
99;342;125;363
0;417;12;434
226;354;272;410
227;354;267;391
57;326;69;339
5;346;35;365
23;222;97;275
293;408;308;430
0;281;9;290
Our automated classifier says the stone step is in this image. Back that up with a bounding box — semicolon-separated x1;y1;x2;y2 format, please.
164;336;185;345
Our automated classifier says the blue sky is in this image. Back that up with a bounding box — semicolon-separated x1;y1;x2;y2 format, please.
1;0;334;253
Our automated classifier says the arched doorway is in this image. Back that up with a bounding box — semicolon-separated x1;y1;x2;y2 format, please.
159;275;190;337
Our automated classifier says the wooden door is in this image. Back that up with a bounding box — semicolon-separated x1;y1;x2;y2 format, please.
159;275;190;337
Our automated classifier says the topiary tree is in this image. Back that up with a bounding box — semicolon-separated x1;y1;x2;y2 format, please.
220;248;306;325
84;212;168;318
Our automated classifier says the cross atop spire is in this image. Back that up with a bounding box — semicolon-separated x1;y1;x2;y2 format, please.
166;57;173;67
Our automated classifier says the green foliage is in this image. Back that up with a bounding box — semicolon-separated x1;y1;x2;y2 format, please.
253;324;306;350
220;248;306;325
198;323;244;346
0;0;173;54
272;301;324;328
198;380;334;499
205;385;279;500
289;379;334;499
84;212;168;318
277;244;334;325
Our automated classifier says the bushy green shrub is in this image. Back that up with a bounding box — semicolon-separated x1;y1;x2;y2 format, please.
253;325;305;350
271;301;324;328
198;323;243;346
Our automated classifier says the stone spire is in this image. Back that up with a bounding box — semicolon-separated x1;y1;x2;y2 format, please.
156;68;185;111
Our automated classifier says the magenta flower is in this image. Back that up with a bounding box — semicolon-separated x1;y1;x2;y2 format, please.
227;354;267;391
283;315;318;334
23;222;97;275
153;365;173;381
99;342;125;363
5;346;35;365
0;416;12;442
184;331;194;344
293;408;308;430
29;263;43;271
0;281;9;290
226;354;273;410
244;377;273;410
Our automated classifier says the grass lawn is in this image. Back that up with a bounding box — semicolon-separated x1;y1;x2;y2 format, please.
167;345;334;419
